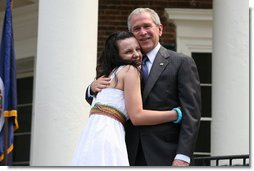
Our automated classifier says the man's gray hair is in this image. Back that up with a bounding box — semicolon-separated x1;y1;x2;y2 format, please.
127;8;161;31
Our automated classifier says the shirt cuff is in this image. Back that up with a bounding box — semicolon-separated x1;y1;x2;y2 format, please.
87;85;92;97
174;154;190;163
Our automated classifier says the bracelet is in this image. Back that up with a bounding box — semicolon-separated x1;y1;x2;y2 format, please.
172;107;182;124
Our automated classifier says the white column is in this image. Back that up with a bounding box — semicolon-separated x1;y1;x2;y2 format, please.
212;0;249;160
30;0;98;166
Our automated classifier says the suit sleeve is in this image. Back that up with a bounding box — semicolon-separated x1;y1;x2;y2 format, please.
85;85;94;105
177;56;201;158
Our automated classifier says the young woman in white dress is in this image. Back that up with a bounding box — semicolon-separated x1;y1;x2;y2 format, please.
71;31;182;166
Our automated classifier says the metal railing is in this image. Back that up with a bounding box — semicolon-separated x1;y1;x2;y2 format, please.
193;154;249;166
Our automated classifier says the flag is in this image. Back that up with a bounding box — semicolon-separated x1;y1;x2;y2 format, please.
0;0;18;165
0;77;4;132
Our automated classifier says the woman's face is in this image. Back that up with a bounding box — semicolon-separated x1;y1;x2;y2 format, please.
117;37;142;63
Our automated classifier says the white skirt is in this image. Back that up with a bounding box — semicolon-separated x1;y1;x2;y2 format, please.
71;114;129;166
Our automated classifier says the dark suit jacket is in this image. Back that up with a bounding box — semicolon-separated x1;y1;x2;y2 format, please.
85;46;201;166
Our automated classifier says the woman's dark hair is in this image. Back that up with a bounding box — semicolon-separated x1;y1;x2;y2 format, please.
96;31;140;79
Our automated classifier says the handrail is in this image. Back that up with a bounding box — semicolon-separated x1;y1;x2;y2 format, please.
193;154;249;166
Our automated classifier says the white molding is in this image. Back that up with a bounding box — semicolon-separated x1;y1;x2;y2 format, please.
177;37;212;57
165;8;213;56
165;8;213;21
16;56;34;78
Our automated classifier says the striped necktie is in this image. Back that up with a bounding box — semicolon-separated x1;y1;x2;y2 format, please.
141;55;149;83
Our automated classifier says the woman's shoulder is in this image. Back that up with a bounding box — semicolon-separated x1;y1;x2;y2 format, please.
122;65;139;73
117;65;140;76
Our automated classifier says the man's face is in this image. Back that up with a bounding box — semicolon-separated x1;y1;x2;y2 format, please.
130;12;163;54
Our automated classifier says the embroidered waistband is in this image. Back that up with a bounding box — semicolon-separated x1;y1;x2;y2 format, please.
90;103;127;125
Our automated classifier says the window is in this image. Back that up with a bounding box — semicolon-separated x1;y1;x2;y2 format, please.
13;57;34;166
13;77;33;166
192;52;212;157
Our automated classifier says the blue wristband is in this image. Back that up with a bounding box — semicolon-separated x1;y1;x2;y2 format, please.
172;107;182;124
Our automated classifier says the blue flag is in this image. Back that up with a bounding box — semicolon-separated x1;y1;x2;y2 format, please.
0;77;4;132
0;0;19;165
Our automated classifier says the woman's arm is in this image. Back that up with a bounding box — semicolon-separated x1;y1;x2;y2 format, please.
123;65;178;125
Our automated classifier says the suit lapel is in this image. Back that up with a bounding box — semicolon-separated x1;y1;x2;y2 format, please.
143;47;169;102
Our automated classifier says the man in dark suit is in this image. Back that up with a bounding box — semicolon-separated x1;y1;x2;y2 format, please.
86;8;201;166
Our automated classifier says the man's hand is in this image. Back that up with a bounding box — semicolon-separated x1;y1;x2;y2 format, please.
172;159;190;167
91;76;111;94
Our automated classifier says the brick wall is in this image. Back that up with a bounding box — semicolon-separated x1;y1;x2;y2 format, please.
97;0;212;56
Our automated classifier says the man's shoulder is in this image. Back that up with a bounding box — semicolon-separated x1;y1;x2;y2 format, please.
159;46;189;60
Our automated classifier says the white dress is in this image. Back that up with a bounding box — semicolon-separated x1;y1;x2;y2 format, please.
72;67;129;166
